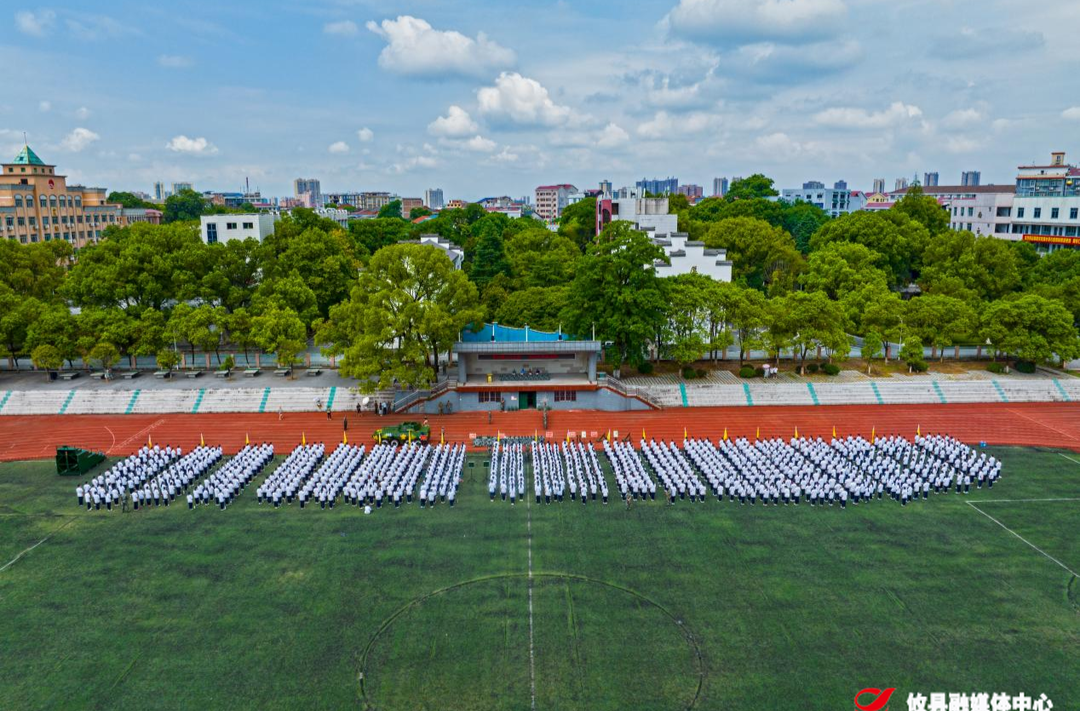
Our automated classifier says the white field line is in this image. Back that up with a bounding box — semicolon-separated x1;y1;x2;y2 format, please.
969;498;1080;504
966;501;1079;579
0;517;77;574
1059;453;1080;466
526;472;536;711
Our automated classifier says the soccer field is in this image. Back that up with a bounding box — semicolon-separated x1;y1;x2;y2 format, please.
0;446;1077;711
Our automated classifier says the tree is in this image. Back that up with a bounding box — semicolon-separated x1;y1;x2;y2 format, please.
155;349;180;372
200;238;262;312
163;188;210;223
377;199;403;220
133;309;167;361
919;231;1022;303
900;337;925;373
261;222;358;319
318;243;482;392
893;183;949;235
494;286;570;333
0;239;72;303
505;229;580;289
253;273;320;327
666;273;711;369
802;242;889;301
905;294;977;360
701;217;803;293
349;218;413;257
63;222;205;311
107;191;157;209
980;294;1080;366
702;281;740;361
726;174;778;201
410;206;432;220
89;342;120;374
690;197;784;226
862;331;884;375
729;286;768;364
781;201;831;254
25;306;78;368
562;221;668;369
468;228;512;289
31;344;63;378
809;210;930;288
769;291;850;373
0;289;43;368
557;197;597;252
227;308;258;366
253;306;307;368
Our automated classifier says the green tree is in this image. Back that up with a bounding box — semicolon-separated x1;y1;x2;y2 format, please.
260;221;358;319
781;201;831;254
862;331;884;375
900;336;925;373
409;206;432;220
31;344;63;378
905;294;977;361
769;291;850;373
0;239;72;302
318;243;482;391
919;231;1022;303
701;217;803;293
25;305;78;368
861;291;906;360
562;222;667;369
377;200;403;219
133;308;167;361
893;183;949;235
200;238;262;312
155;349;180;372
557;197;597;252
802;242;890;301
253;306;307;368
89;342;120;374
227;308;258;366
666;273;711;369
505;229;580;289
980;294;1080;366
726;174;778;201
729;286;768;364
809;210;930;288
107;191;157;209
469;228;512;289
253;273;320;327
349;218;413;257
494;286;570;333
0;291;41;368
163;188;210;223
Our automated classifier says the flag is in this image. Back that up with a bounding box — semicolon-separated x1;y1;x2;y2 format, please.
916;424;921;436
245;433;250;446
832;425;837;440
408;430;413;444
684;427;688;441
440;430;445;445
794;426;799;440
200;433;205;447
755;426;760;440
642;428;646;441
723;427;728;441
606;429;611;442
871;426;876;444
147;435;153;448
343;431;348;445
566;431;570;443
301;432;306;446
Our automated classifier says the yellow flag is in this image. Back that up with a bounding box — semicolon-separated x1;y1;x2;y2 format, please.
871;426;876;444
916;424;921;436
642;428;647;441
606;429;611;442
723;427;728;441
684;427;688;441
245;432;250;446
832;425;837;439
441;430;445;445
566;430;570;443
301;432;306;446
755;426;759;440
200;433;205;447
408;430;413;444
148;435;153;448
343;431;348;445
794;426;799;440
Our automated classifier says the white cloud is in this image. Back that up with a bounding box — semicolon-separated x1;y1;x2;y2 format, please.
38;101;51;113
754;132;809;155
932;27;1044;60
357;127;374;142
941;108;983;128
461;135;497;152
390;154;438;174
15;9;56;37
65;14;138;41
158;54;193;68
597;123;630;149
477;72;574;127
428;106;480;137
328;141;351;154
944;136;981;154
60;127;100;152
166;135;218;155
813;102;923;129
74;106;91;120
637;111;716;138
489;147;520;163
1063;107;1080;121
666;0;846;46
366;16;515;77
324;20;359;37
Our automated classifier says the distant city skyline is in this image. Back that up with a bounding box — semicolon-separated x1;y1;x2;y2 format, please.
4;0;1078;198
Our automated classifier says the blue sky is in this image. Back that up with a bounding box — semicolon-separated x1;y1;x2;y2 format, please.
3;0;1080;200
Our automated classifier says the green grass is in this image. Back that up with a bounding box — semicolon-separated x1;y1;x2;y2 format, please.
0;447;1078;710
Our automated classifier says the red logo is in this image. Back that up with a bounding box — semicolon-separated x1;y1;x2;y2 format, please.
854;688;896;711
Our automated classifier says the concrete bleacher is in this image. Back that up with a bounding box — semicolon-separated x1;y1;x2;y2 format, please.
2;390;73;415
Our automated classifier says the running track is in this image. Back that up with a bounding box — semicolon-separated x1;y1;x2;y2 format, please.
2;402;1080;461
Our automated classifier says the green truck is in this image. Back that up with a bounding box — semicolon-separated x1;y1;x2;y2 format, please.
373;421;430;444
56;446;106;476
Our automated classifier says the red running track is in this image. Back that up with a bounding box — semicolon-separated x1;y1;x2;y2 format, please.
2;402;1080;461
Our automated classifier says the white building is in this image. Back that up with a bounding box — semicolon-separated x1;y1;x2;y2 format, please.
534;184;578;222
597;194;679;236
1005;152;1080;249
781;186;867;218
712;177;728;197
653;233;733;282
313;207;350;227
890;185;1016;238
424;188;445;211
200;213;278;244
418;234;464;269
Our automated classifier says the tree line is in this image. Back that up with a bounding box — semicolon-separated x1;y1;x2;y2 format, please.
3;176;1079;390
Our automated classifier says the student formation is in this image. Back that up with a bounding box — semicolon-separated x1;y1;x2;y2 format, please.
76;433;1001;514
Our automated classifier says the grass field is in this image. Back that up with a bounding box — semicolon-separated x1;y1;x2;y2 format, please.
0;446;1078;710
